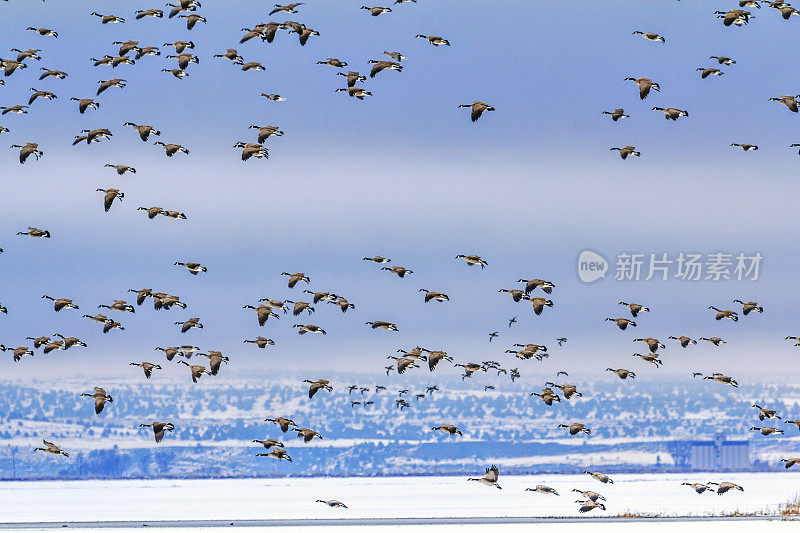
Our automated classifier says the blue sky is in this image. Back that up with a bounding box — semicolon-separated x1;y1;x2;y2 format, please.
1;0;799;381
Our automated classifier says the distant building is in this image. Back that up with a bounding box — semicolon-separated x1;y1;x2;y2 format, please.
687;433;749;471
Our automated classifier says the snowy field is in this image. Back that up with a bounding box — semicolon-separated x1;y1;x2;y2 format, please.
0;473;798;528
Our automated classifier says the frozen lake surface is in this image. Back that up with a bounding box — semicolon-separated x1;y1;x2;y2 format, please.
0;473;798;526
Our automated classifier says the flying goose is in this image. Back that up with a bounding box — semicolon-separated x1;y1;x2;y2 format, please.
526;485;559;495
27;27;59;38
379;265;413;278
702;373;738;387
383;51;406;61
1;105;29;115
249;125;284;143
43;340;65;354
697;67;724;78
291;26;319;46
68;98;99;114
98;300;135;313
576;500;606;513
154;141;189;156
585;470;613;484
498;288;526;302
112;40;139;56
123;122;160;141
175;261;207;275
633;337;665;352
750;426;784;435
96;188;123;212
602;108;629;121
468;465;501;489
261;93;287;101
243;304;280;326
421;349;452;370
26;336;50;349
416;34;450;46
733;299;763;314
338;71;366;87
558;422;590;435
244;337;275;348
139;422;174;443
285;300;315;315
531;390;561;405
11;143;43;164
367;320;398;331
362;6;392;15
200;352;228;375
682;482;713;494
456;254;488;268
335;86;372;100
525;296;553;315
28;89;57;105
606;368;636;380
731;143;758;151
779;5;800;17
234;141;269;160
0;59;28;77
753;404;781;421
699;336;726;345
17;226;50;238
318;58;348;68
606;317;636;330
518;278;554;294
632;352;663;367
0;345;34;362
708;306;738;321
257;448;292;461
419;289;449;303
366;60;401;79
136;9;164;19
92;56;115;67
262;422;297;442
280;272;309;288
769;95;800;112
432;424;462;436
316;499;346;508
162;68;188;79
234;60;266;71
97;78;126;95
715;9;754;26
326;296;354;312
42;295;78;311
619;301;649;316
83;313;112;324
12;48;41;61
456;101;495;122
668;335;697;348
164;40;195;53
215;49;243;61
81;387;113;414
387;356;419;374
177;360;211;382
175;317;203;333
293;324;326;335
271;3;304;15
610;146;640;159
155;346;181;361
632;31;665;42
111;56;136;68
39;68;68;80
455;363;485;380
34;439;68;456
178;14;206;29
707;481;744;494
130;361;161;379
302;378;332;399
781;458;800;469
625;77;659;99
572;489;605;501
104;164;135;175
652;107;688;120
543;382;581;399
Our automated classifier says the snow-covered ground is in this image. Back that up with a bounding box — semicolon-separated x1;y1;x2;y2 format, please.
0;473;797;524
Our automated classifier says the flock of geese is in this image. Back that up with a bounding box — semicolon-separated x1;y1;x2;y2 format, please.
1;0;798;516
